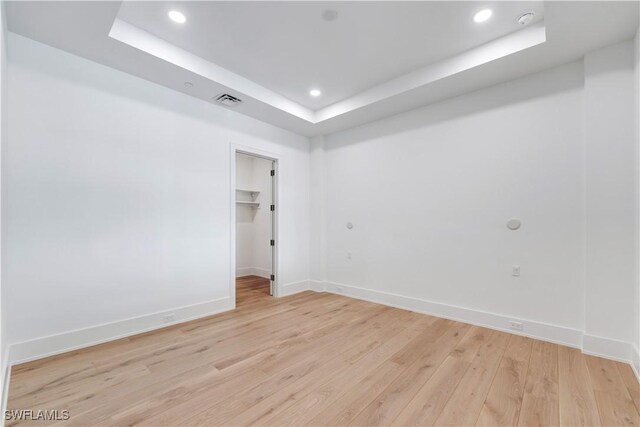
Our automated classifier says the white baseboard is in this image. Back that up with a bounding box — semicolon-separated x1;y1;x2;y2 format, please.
236;267;253;277
278;280;328;297
236;267;270;279
8;297;233;365
281;279;639;376
279;280;310;296
321;281;583;349
309;280;326;292
1;351;10;427
632;344;640;382
311;280;636;367
5;279;637;385
582;334;634;364
5;278;319;367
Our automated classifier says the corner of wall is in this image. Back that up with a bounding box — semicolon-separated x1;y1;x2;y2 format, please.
1;351;9;424
0;0;8;417
634;26;640;382
7;297;232;366
309;135;327;283
279;280;311;296
583;39;636;347
632;343;640;382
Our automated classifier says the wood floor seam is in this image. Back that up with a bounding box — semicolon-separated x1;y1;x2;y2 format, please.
513;336;537;427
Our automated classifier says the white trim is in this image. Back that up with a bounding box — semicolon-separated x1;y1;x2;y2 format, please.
278;280;331;297
229;147;238;308
279;280;310;297
108;18;545;129
315;22;546;123
309;280;326;293
320;280;584;349
236;267;253;277
631;344;640;382
8;297;232;365
316;280;639;367
582;334;634;364
4;279;637;383
109;19;316;123
276;279;640;374
230;143;280;298
1;358;10;427
236;267;270;279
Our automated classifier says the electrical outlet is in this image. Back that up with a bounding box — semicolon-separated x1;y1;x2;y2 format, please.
509;320;524;331
512;265;521;277
162;313;176;323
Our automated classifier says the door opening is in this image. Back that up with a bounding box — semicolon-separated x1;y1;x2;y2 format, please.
234;151;277;306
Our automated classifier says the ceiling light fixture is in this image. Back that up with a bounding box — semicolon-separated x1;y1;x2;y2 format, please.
168;10;186;24
322;9;339;22
473;9;493;23
517;12;535;26
309;89;321;97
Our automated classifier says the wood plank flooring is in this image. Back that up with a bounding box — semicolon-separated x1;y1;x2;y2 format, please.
6;276;639;426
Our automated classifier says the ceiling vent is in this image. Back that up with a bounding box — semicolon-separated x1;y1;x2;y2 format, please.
214;93;243;107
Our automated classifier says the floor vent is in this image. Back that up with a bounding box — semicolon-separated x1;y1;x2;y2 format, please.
214;93;243;107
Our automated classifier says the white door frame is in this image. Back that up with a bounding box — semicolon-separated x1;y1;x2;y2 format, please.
229;144;280;306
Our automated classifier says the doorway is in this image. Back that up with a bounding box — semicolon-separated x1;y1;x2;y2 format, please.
234;151;277;306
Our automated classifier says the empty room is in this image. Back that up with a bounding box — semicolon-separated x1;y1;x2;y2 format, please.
0;1;638;426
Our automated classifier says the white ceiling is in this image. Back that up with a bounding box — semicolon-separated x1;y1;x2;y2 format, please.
117;1;544;109
5;1;640;137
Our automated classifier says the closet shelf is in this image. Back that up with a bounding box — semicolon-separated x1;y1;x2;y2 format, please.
236;201;260;208
236;189;260;196
236;189;260;207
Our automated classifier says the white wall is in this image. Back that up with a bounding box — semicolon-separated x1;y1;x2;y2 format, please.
584;41;636;356
250;157;273;276
634;28;640;374
0;0;7;406
236;154;254;274
236;153;272;278
321;43;637;362
309;135;327;283
2;27;637;371
324;61;586;331
5;33;311;361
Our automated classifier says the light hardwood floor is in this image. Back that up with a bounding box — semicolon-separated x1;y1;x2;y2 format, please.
7;276;640;426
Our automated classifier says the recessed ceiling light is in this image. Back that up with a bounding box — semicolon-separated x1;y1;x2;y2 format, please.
184;82;194;88
322;9;338;22
168;10;186;24
309;89;321;97
473;9;493;23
